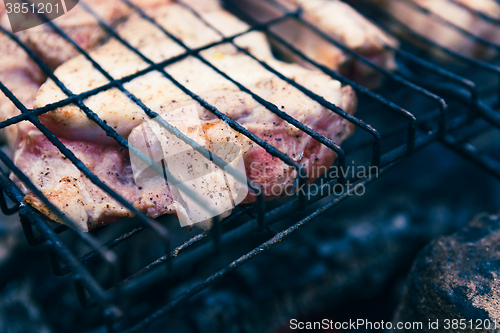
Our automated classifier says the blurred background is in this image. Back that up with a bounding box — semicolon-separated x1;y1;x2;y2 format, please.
2;0;500;332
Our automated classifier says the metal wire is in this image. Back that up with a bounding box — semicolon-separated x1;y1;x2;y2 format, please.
392;0;500;51
450;0;500;25
352;0;500;74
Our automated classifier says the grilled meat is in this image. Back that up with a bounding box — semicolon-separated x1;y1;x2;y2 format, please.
368;0;500;59
3;0;356;230
0;0;162;147
3;0;164;70
0;30;45;150
15;116;253;230
232;0;398;88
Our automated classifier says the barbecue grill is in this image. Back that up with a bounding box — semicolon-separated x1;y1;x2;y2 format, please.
0;0;499;331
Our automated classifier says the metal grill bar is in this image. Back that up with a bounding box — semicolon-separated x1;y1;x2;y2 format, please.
53;207;247;276
450;0;500;25
442;135;500;179
392;48;479;101
50;224;146;276
352;0;500;74
0;84;117;257
0;168;120;316
401;68;500;132
0;181;19;215
395;0;500;52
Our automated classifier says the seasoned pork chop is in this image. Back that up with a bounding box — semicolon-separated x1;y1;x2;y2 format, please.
6;0;356;231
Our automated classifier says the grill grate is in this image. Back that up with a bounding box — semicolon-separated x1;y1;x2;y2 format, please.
347;0;500;180
0;0;499;331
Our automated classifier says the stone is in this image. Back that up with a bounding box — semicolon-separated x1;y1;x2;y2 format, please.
392;214;500;332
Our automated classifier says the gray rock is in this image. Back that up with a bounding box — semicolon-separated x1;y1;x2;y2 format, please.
393;214;500;333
